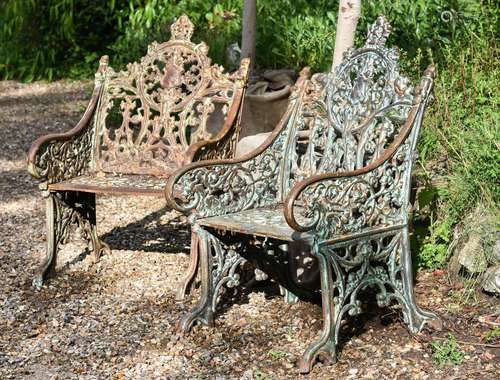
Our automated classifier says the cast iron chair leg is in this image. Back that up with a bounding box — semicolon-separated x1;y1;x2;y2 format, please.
299;248;337;374
176;230;200;301
178;225;246;333
33;194;58;289
400;228;442;332
82;192;110;263
89;224;110;263
33;191;110;288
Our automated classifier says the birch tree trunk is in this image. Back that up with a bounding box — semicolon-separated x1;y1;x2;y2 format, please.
332;0;361;71
241;0;256;71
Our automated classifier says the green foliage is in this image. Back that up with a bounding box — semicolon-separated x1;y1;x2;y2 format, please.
267;349;292;361
110;1;241;68
484;327;500;344
3;0;496;79
430;334;465;367
0;0;120;81
414;3;500;268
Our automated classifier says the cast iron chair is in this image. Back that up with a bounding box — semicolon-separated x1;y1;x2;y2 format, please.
27;15;249;288
166;16;442;373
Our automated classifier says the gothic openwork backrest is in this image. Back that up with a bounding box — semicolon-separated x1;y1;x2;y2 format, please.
92;15;248;177
281;16;418;195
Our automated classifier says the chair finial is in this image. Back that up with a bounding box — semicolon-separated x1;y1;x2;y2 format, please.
171;14;194;41
365;15;392;47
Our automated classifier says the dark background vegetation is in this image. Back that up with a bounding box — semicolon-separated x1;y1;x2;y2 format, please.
1;0;498;269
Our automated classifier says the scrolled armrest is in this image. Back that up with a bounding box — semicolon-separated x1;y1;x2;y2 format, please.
284;65;436;241
284;104;422;241
165;152;279;218
27;57;108;185
284;162;407;242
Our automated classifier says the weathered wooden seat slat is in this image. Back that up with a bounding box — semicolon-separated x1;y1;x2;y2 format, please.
166;16;441;373
27;15;249;288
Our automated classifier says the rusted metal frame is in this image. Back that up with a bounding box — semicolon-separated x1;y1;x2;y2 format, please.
186;58;250;163
284;65;436;236
92;15;249;177
27;57;108;184
47;182;165;196
164;68;311;216
29;15;253;292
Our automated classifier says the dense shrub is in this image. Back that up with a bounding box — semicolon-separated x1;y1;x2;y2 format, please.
415;35;500;269
2;0;491;77
0;0;121;80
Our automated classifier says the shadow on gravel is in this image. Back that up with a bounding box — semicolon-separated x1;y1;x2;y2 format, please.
100;207;190;254
2;269;181;379
0;169;39;203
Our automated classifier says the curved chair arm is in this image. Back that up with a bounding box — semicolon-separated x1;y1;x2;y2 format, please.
284;66;436;241
165;67;311;218
185;58;250;163
27;56;109;186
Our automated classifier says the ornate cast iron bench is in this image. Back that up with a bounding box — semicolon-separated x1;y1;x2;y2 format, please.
27;15;249;288
166;17;442;373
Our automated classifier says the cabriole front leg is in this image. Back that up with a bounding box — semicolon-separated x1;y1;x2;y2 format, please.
299;247;338;374
178;225;246;333
299;230;442;373
399;228;442;332
33;193;59;289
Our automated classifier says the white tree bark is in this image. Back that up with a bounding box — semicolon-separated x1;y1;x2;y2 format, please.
241;0;257;71
332;0;361;71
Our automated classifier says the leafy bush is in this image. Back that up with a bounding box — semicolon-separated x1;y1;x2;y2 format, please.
2;0;491;78
430;334;465;367
413;3;500;268
0;0;120;81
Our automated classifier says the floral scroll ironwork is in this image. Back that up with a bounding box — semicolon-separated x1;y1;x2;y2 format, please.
166;68;316;218
33;191;109;289
167;16;442;374
93;15;248;176
27;14;248;289
299;229;440;373
178;225;247;331
30;125;95;185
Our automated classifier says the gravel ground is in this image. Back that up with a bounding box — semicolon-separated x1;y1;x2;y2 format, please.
0;80;498;379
